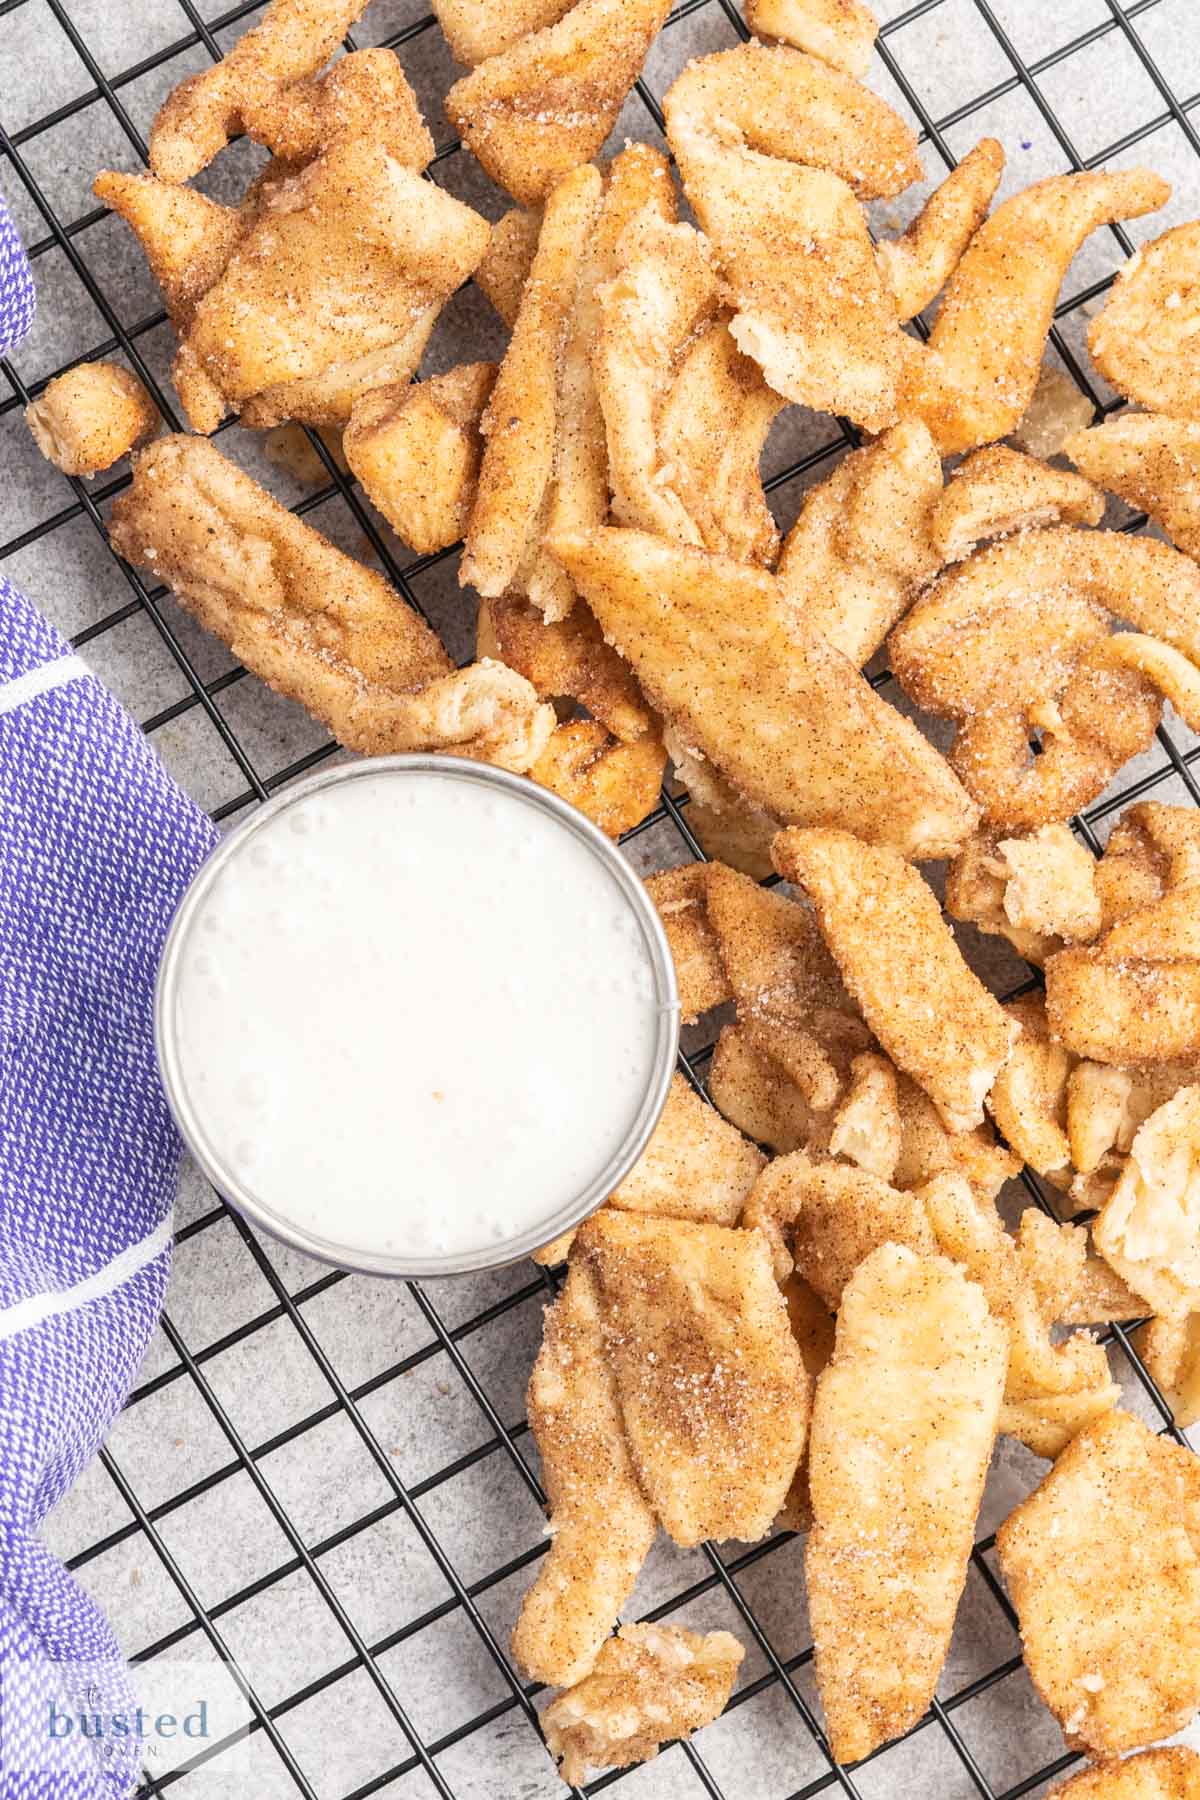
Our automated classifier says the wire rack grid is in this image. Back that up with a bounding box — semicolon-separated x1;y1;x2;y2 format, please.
2;0;1200;1795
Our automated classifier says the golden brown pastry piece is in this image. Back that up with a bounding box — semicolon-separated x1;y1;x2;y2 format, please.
93;172;244;338
1137;1313;1200;1428
898;169;1169;454
773;827;1014;1132
1047;1750;1200;1800
643;865;730;1024
924;1177;1118;1458
1093;1085;1200;1321
775;1274;837;1532
1016;1208;1141;1329
708;1024;816;1155
445;0;673;206
541;1622;744;1784
645;855;872;1117
1068;413;1200;562
663;41;919;430
746;1156;1117;1455
744;1152;937;1300
463;147;675;620
433;0;574;66
173;138;491;432
511;1260;658;1688
775;421;942;668
946;825;1102;967
987;994;1075;1185
1013;360;1096;460
594;212;784;565
576;1211;810;1546
109;436;554;770
806;1244;1006;1764
745;0;878;76
890;528;1200;832
551;528;979;859
148;0;371;181
1046;804;1200;1066
534;1072;764;1266
927;445;1104;565
344;364;496;558
705;862;869;1113
997;1411;1200;1758
473;207;541;327
875;138;1005;323
237;47;436;168
529;722;666;838
987;987;1200;1218
345;363;496;554
1088;223;1200;421
477;595;654;745
26;363;157;477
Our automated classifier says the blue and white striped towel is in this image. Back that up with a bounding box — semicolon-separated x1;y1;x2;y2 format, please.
0;193;218;1797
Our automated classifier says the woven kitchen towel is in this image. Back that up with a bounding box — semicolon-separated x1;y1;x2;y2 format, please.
0;191;218;1797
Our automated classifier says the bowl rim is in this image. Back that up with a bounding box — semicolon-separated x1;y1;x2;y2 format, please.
154;754;681;1279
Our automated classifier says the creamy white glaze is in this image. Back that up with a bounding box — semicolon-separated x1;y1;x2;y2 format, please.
171;770;660;1260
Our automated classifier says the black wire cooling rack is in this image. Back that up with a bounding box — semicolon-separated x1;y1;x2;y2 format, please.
3;0;1200;1794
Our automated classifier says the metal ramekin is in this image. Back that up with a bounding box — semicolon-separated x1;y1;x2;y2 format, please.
155;755;681;1279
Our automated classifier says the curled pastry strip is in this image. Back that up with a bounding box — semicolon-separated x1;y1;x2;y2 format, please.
744;0;878;77
148;0;372;181
1067;413;1200;563
643;865;731;1025
924;1178;1118;1457
889;526;1200;831
445;0;673;205
511;1259;658;1688
463;148;675;619
705;861;870;1114
709;1024;816;1154
594;212;783;564
108;436;554;771
551;527;980;859
875;137;1004;323
775;421;942;667
927;445;1104;565
664;41;919;429
1088;222;1200;420
773;827;1015;1132
344;363;496;558
987;995;1074;1185
1045;803;1200;1067
898;169;1170;454
477;595;654;744
665;40;919;203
